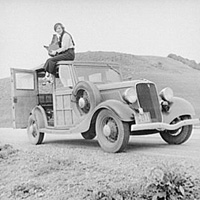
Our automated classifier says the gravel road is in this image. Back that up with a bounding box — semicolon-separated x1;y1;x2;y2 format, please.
0;128;200;199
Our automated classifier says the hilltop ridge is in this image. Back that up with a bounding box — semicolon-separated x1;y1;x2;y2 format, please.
168;53;200;71
76;51;199;76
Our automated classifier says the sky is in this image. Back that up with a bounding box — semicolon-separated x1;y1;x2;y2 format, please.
0;0;200;78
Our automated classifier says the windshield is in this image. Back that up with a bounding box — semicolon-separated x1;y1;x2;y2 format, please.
75;65;121;84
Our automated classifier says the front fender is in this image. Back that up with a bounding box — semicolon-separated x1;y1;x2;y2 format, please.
95;99;134;121
163;97;195;124
70;100;134;134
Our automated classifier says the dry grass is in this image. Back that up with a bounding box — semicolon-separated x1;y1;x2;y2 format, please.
1;139;200;200
90;163;200;200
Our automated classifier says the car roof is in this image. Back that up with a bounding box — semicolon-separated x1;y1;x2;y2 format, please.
34;61;120;73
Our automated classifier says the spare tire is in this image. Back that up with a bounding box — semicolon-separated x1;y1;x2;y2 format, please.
72;81;101;116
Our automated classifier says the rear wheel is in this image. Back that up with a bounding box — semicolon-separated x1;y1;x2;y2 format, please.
96;109;130;153
160;115;193;144
27;111;45;145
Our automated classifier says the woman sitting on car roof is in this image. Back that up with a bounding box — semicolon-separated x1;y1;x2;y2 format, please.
43;23;75;85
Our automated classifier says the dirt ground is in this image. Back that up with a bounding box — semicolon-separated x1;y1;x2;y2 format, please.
1;128;200;200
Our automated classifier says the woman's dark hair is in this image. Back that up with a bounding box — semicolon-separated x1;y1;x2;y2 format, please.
54;23;65;32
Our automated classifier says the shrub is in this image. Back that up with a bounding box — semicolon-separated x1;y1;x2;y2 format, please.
141;163;200;200
89;163;200;200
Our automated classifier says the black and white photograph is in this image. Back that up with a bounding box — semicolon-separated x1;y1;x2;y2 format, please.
0;0;200;199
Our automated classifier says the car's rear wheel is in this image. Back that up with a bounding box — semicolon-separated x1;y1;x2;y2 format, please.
96;109;130;153
27;111;45;145
160;115;193;144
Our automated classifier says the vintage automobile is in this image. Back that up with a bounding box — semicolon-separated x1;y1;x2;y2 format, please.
11;61;199;153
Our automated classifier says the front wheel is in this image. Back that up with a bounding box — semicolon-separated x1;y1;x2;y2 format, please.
27;114;44;145
160;115;193;144
96;109;130;153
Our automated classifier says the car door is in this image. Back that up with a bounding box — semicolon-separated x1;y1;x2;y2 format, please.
10;68;38;128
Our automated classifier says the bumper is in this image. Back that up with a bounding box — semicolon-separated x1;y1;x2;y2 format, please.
131;118;200;132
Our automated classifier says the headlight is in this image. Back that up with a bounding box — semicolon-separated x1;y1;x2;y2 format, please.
159;87;174;102
123;88;137;104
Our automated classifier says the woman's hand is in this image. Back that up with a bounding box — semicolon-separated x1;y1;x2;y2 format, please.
50;50;57;56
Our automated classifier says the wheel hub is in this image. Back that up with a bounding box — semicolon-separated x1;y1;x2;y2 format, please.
103;124;111;137
78;97;86;108
30;122;37;137
29;125;34;134
103;120;118;141
76;90;90;114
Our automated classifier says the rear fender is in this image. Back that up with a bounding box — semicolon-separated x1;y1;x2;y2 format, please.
163;97;195;123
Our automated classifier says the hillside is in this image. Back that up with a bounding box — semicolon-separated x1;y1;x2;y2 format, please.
0;51;200;127
0;77;12;127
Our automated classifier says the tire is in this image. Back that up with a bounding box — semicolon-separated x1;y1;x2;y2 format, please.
96;109;130;153
27;112;45;145
160;115;193;144
72;81;101;116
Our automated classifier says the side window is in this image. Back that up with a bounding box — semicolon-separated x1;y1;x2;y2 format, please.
106;69;121;83
15;72;35;90
59;65;73;88
89;73;102;82
75;65;121;84
76;66;103;83
78;76;85;81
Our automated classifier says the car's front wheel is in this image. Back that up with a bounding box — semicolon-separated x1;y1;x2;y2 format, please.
160;115;193;144
96;109;130;153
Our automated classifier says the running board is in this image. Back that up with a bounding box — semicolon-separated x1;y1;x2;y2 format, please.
40;127;72;134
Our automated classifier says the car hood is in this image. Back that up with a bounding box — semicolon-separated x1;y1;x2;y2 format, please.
96;79;153;91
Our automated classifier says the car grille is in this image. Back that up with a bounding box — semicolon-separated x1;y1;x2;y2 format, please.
136;83;162;122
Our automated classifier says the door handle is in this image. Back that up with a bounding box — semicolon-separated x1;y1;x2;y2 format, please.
13;97;17;103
